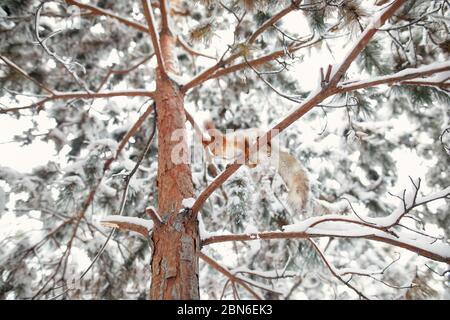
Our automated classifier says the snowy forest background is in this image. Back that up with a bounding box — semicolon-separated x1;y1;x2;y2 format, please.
0;0;449;300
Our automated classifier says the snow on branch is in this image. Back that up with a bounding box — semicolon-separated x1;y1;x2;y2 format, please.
203;221;450;264
338;61;450;92
201;182;450;264
361;179;450;228
100;215;153;237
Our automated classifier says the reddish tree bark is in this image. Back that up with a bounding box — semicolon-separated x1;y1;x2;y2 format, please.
149;0;200;300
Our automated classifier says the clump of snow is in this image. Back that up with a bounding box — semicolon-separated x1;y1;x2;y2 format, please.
98;182;116;198
244;224;258;235
182;197;196;208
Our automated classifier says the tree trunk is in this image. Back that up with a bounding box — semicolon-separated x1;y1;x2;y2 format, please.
149;1;200;300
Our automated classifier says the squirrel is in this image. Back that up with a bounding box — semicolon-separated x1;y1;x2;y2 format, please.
202;120;348;217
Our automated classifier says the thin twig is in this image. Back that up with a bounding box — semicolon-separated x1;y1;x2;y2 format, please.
198;251;263;300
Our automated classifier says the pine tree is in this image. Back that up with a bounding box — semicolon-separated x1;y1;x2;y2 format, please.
0;0;449;300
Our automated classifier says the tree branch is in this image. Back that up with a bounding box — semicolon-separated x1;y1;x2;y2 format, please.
202;229;450;264
307;239;369;300
66;0;148;32
207;36;320;84
0;90;155;113
141;0;166;73
247;0;303;44
181;1;311;93
0;55;55;94
177;36;217;60
159;0;170;33
198;251;263;300
182;34;318;93
401;79;450;90
96;54;155;92
201;182;450;264
100;216;153;237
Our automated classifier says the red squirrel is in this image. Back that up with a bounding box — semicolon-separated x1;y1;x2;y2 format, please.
201;121;348;216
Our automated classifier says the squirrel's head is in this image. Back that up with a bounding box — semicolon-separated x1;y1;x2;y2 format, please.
202;120;228;156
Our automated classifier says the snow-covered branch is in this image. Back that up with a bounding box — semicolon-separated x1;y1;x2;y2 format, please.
361;180;450;228
338;62;450;92
202;222;450;264
100;216;153;237
202;183;450;264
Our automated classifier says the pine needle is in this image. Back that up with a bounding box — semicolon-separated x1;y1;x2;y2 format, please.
189;21;215;45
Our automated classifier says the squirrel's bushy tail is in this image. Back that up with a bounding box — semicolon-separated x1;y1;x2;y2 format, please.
275;150;310;214
273;150;348;217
